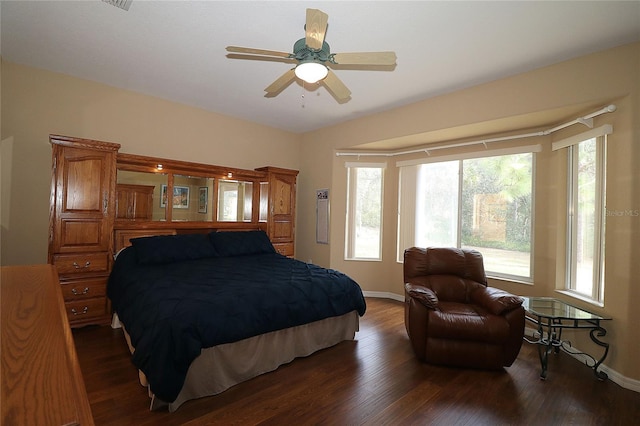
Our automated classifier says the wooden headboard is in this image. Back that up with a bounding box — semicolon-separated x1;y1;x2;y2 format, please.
112;150;296;258
113;224;268;253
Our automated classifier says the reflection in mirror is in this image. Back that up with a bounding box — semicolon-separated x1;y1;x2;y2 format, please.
116;170;167;221
173;175;214;221
259;182;268;222
218;180;253;222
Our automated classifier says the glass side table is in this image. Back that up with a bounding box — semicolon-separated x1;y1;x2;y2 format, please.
522;297;611;380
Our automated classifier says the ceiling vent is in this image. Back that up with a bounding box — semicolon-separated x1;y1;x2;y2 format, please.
102;0;132;11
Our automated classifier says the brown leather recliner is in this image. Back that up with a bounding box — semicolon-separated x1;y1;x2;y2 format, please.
404;247;525;369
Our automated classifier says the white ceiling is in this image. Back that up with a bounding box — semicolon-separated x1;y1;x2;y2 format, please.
2;1;639;134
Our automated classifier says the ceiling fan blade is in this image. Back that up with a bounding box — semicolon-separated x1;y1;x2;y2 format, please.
226;53;296;65
332;52;397;66
322;69;351;102
226;46;292;59
264;69;297;97
305;8;329;50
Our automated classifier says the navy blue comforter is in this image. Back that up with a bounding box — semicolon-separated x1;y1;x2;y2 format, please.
108;247;366;403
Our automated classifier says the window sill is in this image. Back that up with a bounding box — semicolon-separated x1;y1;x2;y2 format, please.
487;275;533;286
555;289;604;308
344;258;382;262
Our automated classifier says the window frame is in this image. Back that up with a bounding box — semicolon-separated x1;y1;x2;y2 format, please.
565;135;607;303
345;162;386;261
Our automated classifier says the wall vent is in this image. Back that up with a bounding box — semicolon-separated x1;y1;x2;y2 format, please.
102;0;133;11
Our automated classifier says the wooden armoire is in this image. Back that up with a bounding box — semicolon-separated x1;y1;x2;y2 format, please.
48;135;120;327
48;135;298;327
256;167;298;258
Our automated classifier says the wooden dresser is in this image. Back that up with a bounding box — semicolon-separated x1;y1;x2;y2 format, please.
1;264;94;425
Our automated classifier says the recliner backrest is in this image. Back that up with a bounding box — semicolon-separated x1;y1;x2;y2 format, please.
404;246;487;289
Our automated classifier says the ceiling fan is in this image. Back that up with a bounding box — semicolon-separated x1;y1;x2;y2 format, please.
226;8;397;102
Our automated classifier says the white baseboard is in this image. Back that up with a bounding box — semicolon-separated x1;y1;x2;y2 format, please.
363;291;404;302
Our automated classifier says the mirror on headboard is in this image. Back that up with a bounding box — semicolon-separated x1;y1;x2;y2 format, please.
115;153;269;225
218;180;253;222
171;175;215;222
116;170;168;221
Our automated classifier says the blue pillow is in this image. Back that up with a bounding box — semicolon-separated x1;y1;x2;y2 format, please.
209;230;276;257
131;233;218;264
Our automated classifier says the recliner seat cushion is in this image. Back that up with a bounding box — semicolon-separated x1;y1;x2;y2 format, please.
427;302;510;343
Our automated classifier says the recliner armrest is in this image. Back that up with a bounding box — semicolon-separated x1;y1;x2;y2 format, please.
405;282;439;310
471;286;523;315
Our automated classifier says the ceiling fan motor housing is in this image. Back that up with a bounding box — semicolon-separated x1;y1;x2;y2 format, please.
293;38;331;63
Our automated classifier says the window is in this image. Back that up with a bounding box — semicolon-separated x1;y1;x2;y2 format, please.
566;136;606;302
552;124;612;303
399;152;534;280
345;163;385;260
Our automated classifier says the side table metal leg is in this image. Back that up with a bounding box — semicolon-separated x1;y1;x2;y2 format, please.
553;320;563;354
589;326;610;380
537;322;552;380
538;345;550;379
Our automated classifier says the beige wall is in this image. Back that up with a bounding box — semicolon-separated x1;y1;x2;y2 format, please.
0;61;301;266
2;42;638;383
298;42;639;382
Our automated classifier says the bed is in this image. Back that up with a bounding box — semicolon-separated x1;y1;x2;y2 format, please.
107;230;366;411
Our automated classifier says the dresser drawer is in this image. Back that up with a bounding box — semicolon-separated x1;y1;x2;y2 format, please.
53;252;109;275
60;277;107;301
272;243;294;257
65;298;108;320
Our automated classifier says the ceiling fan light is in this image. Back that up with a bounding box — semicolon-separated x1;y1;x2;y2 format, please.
295;61;328;84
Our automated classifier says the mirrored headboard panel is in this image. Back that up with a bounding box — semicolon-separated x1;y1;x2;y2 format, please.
116;152;267;225
117;170;168;221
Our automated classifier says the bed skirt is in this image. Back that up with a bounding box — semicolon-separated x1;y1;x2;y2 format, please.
116;310;360;412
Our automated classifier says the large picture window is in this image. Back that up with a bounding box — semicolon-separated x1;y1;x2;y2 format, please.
399;152;534;280
345;163;385;260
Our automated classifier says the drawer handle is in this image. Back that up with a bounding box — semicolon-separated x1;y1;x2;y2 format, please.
71;287;90;295
71;306;89;315
72;261;91;269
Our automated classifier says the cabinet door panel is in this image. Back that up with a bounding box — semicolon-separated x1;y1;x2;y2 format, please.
266;173;296;238
58;218;103;247
272;176;293;215
133;191;154;219
63;157;104;212
53;146;114;253
272;221;294;241
115;190;130;219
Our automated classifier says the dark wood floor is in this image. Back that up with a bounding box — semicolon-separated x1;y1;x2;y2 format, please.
73;298;639;425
